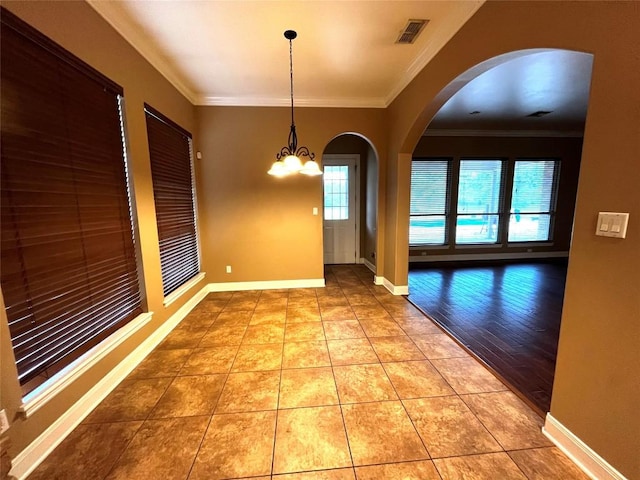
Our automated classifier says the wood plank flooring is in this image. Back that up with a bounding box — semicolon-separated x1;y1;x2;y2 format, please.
407;261;567;414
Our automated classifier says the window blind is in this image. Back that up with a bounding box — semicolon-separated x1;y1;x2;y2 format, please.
144;105;199;297
508;160;559;242
456;159;504;244
0;8;142;393
409;160;450;245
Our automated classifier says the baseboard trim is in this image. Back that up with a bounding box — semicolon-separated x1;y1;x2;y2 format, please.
374;276;384;286
542;413;628;480
9;286;209;480
359;257;376;274
208;278;325;292
382;277;409;295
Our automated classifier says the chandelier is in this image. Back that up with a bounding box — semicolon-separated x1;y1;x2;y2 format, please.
268;30;322;177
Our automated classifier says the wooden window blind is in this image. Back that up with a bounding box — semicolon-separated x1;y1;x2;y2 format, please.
144;105;199;297
0;8;142;394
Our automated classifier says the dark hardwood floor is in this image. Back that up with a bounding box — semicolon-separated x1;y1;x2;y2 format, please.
407;261;567;414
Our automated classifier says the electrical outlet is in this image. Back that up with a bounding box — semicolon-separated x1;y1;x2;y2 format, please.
225;265;232;274
0;409;9;435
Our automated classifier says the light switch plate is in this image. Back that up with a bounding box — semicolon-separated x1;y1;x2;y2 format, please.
596;212;629;238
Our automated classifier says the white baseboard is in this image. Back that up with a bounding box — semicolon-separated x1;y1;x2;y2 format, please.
374;276;384;286
208;278;325;292
382;277;409;295
359;257;376;274
9;286;209;480
543;413;628;480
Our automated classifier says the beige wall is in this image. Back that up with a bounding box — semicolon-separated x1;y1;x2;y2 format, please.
385;1;640;477
195;106;386;282
411;135;583;258
0;0;204;456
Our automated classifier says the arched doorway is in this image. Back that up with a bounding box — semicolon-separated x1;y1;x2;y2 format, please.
403;49;593;413
322;133;379;276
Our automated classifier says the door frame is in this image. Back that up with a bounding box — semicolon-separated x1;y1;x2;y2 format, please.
322;154;361;264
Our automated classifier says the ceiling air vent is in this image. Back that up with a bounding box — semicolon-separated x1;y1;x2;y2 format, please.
527;110;553;118
396;19;428;44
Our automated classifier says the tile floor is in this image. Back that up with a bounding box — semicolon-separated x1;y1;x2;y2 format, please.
29;265;589;480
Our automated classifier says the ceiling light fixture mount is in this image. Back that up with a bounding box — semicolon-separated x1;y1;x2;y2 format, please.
268;30;322;177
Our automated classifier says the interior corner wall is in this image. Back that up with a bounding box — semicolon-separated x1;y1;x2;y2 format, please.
194;106;386;283
384;1;640;478
1;0;204;459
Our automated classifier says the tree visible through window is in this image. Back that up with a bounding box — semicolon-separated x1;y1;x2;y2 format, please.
509;160;558;242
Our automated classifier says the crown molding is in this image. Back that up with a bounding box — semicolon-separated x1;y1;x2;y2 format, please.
87;0;199;104
196;95;387;108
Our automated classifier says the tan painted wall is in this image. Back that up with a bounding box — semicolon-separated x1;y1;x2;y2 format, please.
411;135;583;257
0;0;203;456
385;1;640;477
194;106;386;282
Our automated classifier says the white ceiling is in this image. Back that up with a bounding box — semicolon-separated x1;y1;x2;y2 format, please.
88;0;484;107
88;1;593;132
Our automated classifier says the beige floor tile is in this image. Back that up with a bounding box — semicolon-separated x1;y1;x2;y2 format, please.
199;325;247;346
28;422;142;480
333;363;397;403
508;447;590;480
279;367;339;408
355;460;441;480
285;322;326;342
383;360;454;398
369;336;425;362
346;294;380;306
215;310;253;325
318;295;350;308
462;391;551;450
225;298;259;311
273;406;352;474
84;378;170;423
216;371;280;413
288;297;320;308
178;311;217;329
127;349;192;379
316;287;344;297
158;325;209;349
412;333;468;359
283;341;331;368
433;452;528;480
342;401;428;466
394;318;442;336
274;468;355;479
287;305;322;322
403;396;502;458
352;304;392;320
430;357;506;394
242;323;286;344
193;300;227;314
359;318;406;337
251;309;287;325
323;320;365;340
260;289;290;299
179;346;238;375
320;305;356;320
232;343;283;371
256;296;288;310
189;411;276;480
289;287;318;298
384;302;425;318
106;417;208;480
150;375;225;418
327;338;379;365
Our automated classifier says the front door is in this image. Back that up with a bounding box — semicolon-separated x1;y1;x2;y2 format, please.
323;155;358;264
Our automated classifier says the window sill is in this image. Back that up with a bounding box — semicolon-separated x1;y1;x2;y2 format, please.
19;311;154;418
163;272;206;308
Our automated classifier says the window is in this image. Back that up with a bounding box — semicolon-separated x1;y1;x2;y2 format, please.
456;160;504;244
509;160;559;242
145;105;199;297
1;9;141;395
324;165;349;220
410;160;450;245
